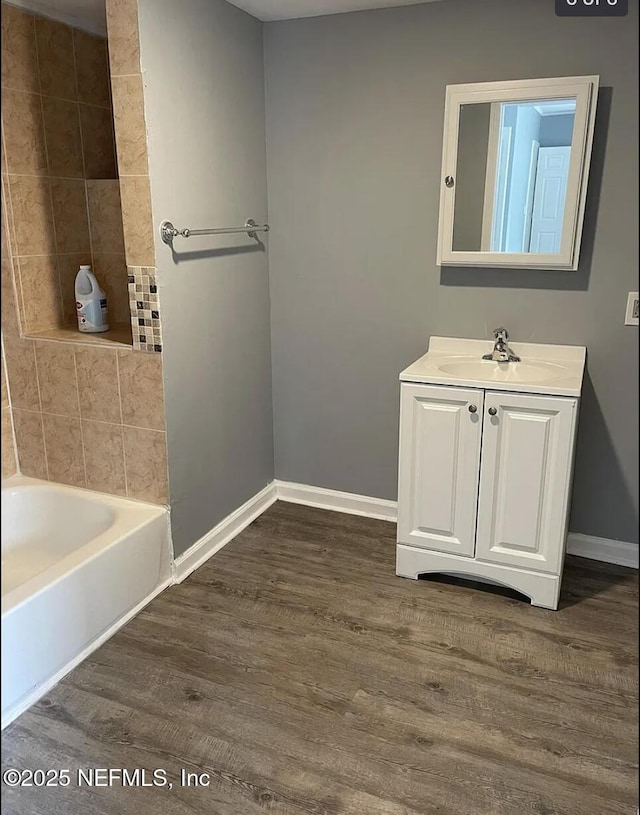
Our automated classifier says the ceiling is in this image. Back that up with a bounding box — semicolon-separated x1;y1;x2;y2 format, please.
8;0;443;31
7;0;106;34
227;0;443;22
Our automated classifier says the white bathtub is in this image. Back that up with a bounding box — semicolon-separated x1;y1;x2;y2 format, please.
1;476;171;729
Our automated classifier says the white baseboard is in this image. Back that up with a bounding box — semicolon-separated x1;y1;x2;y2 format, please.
1;578;171;730
276;481;638;570
566;533;638;569
275;480;398;521
172;481;637;588
172;482;277;583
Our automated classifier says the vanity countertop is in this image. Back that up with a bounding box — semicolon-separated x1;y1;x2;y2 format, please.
400;337;586;397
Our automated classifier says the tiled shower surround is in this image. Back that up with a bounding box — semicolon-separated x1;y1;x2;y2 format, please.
1;3;130;335
1;224;168;503
106;0;163;354
1;2;168;501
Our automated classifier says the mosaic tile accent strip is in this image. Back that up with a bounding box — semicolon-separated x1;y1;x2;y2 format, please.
128;266;163;353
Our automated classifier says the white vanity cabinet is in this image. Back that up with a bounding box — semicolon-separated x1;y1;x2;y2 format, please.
396;338;585;610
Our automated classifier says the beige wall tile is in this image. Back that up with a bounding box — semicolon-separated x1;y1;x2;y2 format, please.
105;0;140;77
1;258;22;338
73;30;110;108
119;175;155;267
34;15;76;101
1;405;16;478
1;4;39;94
82;419;126;494
2;338;40;410
1;222;9;263
92;253;129;323
42;97;84;179
18;255;62;333
35;340;79;416
123;426;168;504
2;89;48;175
1;199;13;262
7;174;56;255
2;177;18;258
111;74;148;176
76;345;121;423
79;104;117;179
49;178;90;254
42;413;85;486
1;360;8;408
12;407;47;478
57;252;92;324
118;348;164;430
86;179;124;253
12;280;26;336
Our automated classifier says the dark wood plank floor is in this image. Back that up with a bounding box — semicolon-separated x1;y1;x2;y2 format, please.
2;502;638;815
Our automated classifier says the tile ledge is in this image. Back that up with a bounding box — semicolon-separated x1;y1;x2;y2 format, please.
24;324;133;349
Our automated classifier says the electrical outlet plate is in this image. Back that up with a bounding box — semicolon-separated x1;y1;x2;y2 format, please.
625;292;639;326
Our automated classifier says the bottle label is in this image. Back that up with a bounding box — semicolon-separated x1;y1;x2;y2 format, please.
76;296;108;331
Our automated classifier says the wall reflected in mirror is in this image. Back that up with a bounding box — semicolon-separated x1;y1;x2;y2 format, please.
452;98;576;254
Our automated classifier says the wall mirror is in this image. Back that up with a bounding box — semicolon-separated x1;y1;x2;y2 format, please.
436;76;599;270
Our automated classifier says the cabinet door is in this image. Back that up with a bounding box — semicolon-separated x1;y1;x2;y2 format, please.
397;383;483;557
475;391;578;575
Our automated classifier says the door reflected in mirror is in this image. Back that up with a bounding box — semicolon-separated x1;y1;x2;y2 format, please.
452;98;577;254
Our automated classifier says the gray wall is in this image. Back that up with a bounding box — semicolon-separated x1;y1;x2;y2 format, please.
265;0;638;543
138;0;274;556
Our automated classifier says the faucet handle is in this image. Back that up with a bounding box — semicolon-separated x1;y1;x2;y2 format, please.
493;327;508;340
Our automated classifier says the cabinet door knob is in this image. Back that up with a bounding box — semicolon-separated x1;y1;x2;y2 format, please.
488;407;498;416
468;404;477;413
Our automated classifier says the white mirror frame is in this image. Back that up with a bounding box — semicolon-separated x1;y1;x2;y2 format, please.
436;75;599;271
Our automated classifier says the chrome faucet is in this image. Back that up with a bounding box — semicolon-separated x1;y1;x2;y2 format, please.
482;328;521;363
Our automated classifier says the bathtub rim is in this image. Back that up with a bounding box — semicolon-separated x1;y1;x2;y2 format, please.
1;476;170;616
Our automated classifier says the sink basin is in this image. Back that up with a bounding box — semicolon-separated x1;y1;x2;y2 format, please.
436;358;567;384
400;338;586;397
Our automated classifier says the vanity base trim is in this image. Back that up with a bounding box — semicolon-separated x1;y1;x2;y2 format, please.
396;543;561;610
